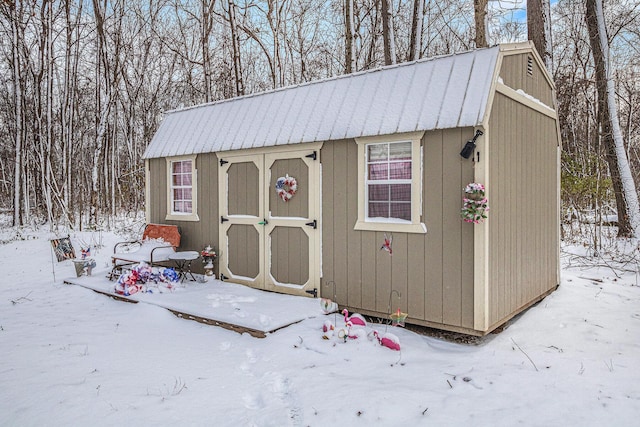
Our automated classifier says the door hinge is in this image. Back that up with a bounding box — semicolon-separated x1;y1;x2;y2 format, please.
305;151;317;161
305;288;318;298
305;219;317;229
221;216;229;223
220;159;229;166
220;273;228;281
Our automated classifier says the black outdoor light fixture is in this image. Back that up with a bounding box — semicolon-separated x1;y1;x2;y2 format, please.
460;129;484;159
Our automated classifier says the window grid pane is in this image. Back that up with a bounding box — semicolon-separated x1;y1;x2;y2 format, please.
365;142;412;221
367;185;411;220
171;160;193;214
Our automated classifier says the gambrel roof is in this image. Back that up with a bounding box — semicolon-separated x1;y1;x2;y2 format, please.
143;46;501;159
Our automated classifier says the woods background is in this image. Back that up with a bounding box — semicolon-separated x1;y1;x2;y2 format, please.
0;0;638;234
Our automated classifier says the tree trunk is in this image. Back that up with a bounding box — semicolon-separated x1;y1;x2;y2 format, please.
380;0;396;65
61;0;83;226
90;0;115;227
474;0;488;48
345;0;356;73
527;0;553;71
409;0;424;60
45;0;54;229
267;0;284;88
585;0;640;237
201;0;216;102
228;0;245;96
9;0;24;226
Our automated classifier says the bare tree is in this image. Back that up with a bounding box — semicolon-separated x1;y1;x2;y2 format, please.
90;0;123;227
345;0;356;72
0;0;635;240
59;0;84;226
201;0;217;102
474;0;488;48
228;0;244;95
409;0;424;59
585;0;640;237
527;0;552;71
380;0;396;65
7;0;24;226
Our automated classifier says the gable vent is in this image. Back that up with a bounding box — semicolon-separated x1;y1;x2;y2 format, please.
527;55;534;76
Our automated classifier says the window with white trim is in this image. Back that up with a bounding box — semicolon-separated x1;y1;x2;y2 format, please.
355;132;426;234
366;142;412;221
166;155;199;221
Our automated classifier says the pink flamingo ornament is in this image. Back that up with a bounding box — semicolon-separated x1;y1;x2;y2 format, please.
338;321;367;341
373;330;401;351
322;320;335;333
342;308;367;327
322;320;335;339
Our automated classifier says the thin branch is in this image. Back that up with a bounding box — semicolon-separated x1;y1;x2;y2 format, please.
511;338;538;371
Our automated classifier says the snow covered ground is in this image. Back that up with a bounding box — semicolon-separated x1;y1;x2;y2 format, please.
1;226;639;426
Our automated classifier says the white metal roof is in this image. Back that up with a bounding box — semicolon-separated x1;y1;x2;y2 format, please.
143;46;500;159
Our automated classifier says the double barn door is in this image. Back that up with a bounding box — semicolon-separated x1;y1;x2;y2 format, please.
218;143;322;297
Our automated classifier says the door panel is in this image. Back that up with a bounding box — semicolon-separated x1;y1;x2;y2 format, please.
227;224;260;279
227;162;260;216
269;158;308;218
270;226;309;285
219;143;321;297
264;149;320;296
219;154;264;288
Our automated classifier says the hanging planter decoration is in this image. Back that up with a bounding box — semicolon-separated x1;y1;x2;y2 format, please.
461;182;489;224
275;174;298;202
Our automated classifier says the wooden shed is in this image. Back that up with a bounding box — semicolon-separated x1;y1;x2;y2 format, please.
143;42;561;335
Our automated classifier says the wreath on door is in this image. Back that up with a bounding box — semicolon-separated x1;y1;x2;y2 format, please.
275;174;298;202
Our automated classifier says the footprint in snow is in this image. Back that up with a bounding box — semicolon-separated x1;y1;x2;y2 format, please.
239;349;257;374
259;314;271;326
245;349;257;363
269;373;303;426
242;392;264;410
239;362;253;374
219;341;231;351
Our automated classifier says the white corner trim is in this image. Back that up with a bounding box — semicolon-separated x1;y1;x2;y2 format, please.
496;82;557;119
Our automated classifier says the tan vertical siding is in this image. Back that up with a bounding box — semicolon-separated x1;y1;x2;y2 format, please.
148;153;219;274
487;93;559;326
407;233;426;320
460;142;476;329
346;146;364;309
148;158;167;223
321;131;474;330
442;128;463;326
391;233;409;316
331;141;350;305
500;53;553;107
423;131;444;324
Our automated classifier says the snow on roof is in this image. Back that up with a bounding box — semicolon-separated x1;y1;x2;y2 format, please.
143;46;500;159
